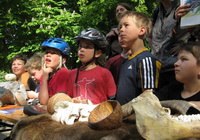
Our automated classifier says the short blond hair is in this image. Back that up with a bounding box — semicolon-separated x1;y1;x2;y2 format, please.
25;52;43;71
120;11;152;39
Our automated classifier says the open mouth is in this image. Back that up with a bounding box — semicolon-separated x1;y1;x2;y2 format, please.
13;69;19;72
119;35;126;41
79;54;84;58
45;58;51;64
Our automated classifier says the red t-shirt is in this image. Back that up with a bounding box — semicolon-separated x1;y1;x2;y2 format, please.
106;54;126;86
40;68;69;97
66;66;116;104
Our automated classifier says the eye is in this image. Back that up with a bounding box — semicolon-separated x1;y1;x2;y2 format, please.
45;51;49;54
125;23;129;27
118;24;122;30
86;45;91;49
46;50;57;54
84;45;93;49
120;8;125;12
79;44;93;49
78;44;82;50
179;57;188;62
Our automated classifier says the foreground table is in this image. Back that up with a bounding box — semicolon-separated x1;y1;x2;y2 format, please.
0;105;26;132
0;105;26;123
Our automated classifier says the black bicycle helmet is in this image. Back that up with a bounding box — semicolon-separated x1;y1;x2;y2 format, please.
74;28;108;50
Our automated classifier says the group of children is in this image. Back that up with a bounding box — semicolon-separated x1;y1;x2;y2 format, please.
12;10;200;109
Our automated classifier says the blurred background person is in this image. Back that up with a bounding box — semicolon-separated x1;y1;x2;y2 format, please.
106;3;132;59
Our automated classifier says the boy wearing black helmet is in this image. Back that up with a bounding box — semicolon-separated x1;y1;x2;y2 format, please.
66;28;116;104
39;37;70;105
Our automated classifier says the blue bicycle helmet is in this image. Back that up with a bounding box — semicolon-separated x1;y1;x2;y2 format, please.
41;38;70;56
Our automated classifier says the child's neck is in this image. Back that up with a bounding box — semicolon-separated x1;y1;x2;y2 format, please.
130;40;146;55
182;80;200;98
81;62;97;70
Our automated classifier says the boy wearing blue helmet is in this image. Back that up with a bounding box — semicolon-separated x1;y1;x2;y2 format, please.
66;28;116;104
39;38;70;105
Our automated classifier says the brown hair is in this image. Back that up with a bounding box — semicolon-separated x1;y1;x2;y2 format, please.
174;42;200;65
12;54;28;64
117;3;132;11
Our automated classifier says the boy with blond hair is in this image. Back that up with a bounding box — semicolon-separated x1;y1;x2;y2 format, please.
25;52;43;84
116;11;161;105
25;52;43;99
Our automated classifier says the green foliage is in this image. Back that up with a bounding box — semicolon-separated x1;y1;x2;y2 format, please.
0;71;8;82
0;0;157;72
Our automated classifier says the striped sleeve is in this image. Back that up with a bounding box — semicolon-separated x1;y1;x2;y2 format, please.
139;57;161;89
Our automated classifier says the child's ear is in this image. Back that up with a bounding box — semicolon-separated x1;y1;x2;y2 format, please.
138;26;146;36
197;65;200;79
197;66;200;75
62;58;67;64
95;50;102;58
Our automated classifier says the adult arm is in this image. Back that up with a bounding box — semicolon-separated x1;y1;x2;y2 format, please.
106;28;118;38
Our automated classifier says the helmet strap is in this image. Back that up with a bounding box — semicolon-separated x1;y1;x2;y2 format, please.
75;47;96;85
48;68;60;82
80;47;97;70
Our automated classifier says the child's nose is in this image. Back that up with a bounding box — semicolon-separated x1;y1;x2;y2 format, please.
119;27;124;34
174;60;179;67
46;52;51;56
79;47;85;51
119;10;123;14
13;65;19;68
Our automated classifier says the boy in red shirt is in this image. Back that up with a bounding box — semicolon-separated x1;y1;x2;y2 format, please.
67;28;116;104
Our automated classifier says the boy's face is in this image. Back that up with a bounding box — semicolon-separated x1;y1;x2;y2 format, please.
78;39;96;63
29;69;43;83
118;16;141;49
118;33;130;51
11;59;26;78
174;50;200;83
44;47;62;70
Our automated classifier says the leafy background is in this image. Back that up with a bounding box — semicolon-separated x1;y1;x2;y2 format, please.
0;0;157;82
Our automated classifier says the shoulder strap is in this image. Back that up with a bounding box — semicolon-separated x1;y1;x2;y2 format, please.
152;6;159;26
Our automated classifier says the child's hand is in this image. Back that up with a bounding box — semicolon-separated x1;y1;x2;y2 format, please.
72;96;93;105
27;91;38;99
175;4;191;20
42;63;53;81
